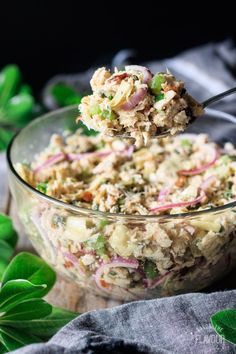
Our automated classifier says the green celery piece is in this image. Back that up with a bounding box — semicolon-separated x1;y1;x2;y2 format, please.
87;235;106;256
5;307;78;339
0;65;21;107
101;109;116;121
155;93;164;101
0;128;14;152
0;298;52;322
0;280;46;312
150;74;165;95
1;252;56;298
89;104;101;115
211;309;236;345
50;83;83;107
36;182;48;194
0;326;41;351
144;261;158;279
4;93;34;126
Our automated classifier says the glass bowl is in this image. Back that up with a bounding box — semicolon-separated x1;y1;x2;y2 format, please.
7;105;236;301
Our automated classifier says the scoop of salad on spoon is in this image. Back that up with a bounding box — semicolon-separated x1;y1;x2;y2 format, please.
78;66;235;147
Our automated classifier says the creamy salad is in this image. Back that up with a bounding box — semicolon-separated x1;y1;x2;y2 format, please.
17;132;236;215
15;131;236;300
79;66;204;147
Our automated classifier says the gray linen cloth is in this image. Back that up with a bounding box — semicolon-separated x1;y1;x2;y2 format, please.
11;291;236;353
12;40;236;354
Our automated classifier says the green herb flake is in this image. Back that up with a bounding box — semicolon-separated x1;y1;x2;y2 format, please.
117;196;125;206
144;261;158;279
92;203;99;211
87;235;106;256
174;149;180;155
99;219;110;229
52;214;66;227
181;139;192;148
108;95;113;100
155;93;164;102
220;155;231;165
223;181;233;199
101;109;116;121
36;182;48;194
108;271;117;277
89;104;101;116
224;190;233;199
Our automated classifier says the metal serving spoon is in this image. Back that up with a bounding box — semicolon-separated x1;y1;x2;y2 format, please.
112;86;236;139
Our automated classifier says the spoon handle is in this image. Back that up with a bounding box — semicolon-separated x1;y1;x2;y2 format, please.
202;87;236;108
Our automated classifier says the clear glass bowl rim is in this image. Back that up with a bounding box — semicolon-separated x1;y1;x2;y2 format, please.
6;104;236;221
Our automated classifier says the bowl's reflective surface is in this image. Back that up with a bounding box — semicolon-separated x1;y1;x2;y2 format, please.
7;106;236;301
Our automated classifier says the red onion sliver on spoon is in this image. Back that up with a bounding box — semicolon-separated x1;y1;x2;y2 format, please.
178;147;220;176
125;65;152;84
121;88;147;111
94;257;139;293
33;152;65;174
150;190;206;213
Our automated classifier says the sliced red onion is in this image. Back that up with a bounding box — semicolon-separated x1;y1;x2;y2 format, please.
121;88;147;111
200;175;217;192
63;251;85;276
125;65;152;84
121;145;135;158
150;190;206;213
33;152;65;174
178;147;220;176
157;187;171;202
94;257;139;293
112;256;139;267
68;145;135;161
67;150;112;161
144;271;171;289
63;251;78;265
